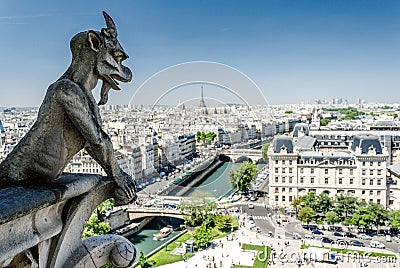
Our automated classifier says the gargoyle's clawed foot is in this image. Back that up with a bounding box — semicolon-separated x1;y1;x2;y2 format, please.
113;171;137;205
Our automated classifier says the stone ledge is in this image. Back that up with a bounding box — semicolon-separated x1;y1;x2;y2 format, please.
0;173;104;225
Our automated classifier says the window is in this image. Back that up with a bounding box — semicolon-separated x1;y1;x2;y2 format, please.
289;188;292;193
369;179;373;185
289;196;293;202
377;199;381;204
362;190;365;195
377;179;381;186
275;168;278;173
275;177;278;183
289;160;292;165
377;170;381;175
300;177;304;183
311;168;314;174
370;170;373;176
369;190;373;196
275;187;279;193
370;162;373;167
282;160;285;165
282;168;286;174
377;190;381;196
282;177;286;183
325;169;329;175
300;168;304;174
350;169;353;175
311;178;315;183
282;196;286;201
339;169;343;175
338;178;342;184
275;160;278;165
362;179;366;185
289;177;293;183
350;178;354;184
325;178;329;184
378;162;381;166
275;196;279;201
282;188;286;192
362;170;366;175
363;162;366;166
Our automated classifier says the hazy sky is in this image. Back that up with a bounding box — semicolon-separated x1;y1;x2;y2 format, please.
0;0;399;107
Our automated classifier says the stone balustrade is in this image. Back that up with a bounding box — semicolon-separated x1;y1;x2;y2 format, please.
0;173;136;268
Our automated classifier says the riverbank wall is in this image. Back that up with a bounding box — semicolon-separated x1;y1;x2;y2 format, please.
163;154;230;196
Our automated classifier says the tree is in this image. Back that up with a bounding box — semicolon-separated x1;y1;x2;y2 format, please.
334;194;357;219
138;250;150;268
320;118;331;126
351;205;374;228
82;213;111;239
301;191;317;211
229;162;258;191
193;224;213;248
368;203;388;230
291;197;302;216
389;210;400;230
261;143;270;161
82;199;113;239
325;211;340;225
181;201;216;227
298;206;315;224
205;132;217;143
214;215;234;232
316;193;333;213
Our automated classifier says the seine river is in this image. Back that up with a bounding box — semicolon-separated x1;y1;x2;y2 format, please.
129;161;265;260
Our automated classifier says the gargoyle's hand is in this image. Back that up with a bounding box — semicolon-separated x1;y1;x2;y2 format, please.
113;170;137;206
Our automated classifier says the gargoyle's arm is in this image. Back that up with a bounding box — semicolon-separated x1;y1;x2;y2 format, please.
56;81;122;178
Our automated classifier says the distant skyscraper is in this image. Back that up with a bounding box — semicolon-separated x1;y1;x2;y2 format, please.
199;85;206;108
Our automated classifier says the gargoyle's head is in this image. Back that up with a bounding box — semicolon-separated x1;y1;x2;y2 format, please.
69;11;132;105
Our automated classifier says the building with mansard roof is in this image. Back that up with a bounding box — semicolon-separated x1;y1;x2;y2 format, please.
268;133;389;208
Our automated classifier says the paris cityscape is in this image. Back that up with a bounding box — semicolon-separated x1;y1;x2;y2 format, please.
1;1;400;268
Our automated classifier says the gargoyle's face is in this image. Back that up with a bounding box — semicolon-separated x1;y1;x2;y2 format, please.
87;12;133;105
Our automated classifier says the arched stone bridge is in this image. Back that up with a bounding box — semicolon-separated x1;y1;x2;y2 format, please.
221;149;264;163
126;207;185;220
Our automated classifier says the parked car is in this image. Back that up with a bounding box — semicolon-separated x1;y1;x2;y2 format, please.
248;203;254;209
350;240;365;247
358;234;373;240
345;232;357;238
370;241;385;249
304;234;315;239
321;237;334;243
332;231;344;237
312;229;324;235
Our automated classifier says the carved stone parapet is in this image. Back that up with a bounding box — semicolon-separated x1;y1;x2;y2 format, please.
0;173;136;268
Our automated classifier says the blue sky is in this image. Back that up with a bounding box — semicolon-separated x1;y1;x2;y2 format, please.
0;0;399;107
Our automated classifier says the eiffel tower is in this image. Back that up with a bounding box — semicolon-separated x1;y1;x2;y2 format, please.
199;85;206;108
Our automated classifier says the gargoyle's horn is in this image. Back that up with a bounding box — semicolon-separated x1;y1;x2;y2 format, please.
102;11;117;38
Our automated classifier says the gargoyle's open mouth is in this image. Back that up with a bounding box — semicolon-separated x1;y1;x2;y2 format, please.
98;65;132;105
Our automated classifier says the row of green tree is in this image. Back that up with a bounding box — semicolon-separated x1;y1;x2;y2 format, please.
295;192;400;230
195;131;217;144
322;107;365;120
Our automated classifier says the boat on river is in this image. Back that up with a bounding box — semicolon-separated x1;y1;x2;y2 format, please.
153;225;173;240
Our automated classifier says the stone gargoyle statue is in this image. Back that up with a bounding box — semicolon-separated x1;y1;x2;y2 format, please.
0;11;136;205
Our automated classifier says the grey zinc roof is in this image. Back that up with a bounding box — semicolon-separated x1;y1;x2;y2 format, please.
293;123;310;137
388;163;400;176
299;150;353;163
295;136;317;150
273;136;294;153
350;135;382;154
